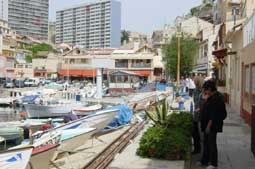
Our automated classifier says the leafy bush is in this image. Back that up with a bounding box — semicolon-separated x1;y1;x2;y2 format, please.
137;112;192;160
166;112;193;137
145;99;168;126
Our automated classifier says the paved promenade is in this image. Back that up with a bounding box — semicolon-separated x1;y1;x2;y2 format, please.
191;108;255;169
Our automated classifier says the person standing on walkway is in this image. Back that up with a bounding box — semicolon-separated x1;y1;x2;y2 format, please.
179;76;186;93
192;76;204;154
186;76;196;97
200;80;227;169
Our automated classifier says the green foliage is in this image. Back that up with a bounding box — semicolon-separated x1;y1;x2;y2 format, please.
121;30;130;45
25;55;32;63
145;99;168;126
29;43;54;58
190;7;200;16
162;36;198;79
137;112;192;160
166;112;193;137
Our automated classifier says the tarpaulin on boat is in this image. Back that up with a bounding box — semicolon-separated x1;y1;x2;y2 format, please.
106;104;133;128
21;95;39;104
156;82;166;91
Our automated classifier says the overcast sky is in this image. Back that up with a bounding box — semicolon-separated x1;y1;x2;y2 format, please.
49;0;202;34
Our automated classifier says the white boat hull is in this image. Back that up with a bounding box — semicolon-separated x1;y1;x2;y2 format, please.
0;146;33;169
26;144;59;169
79;110;117;132
24;103;84;118
59;129;95;152
72;104;103;116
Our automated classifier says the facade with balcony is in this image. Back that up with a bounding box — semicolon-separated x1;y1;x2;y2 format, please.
0;55;15;79
33;56;60;79
15;62;33;79
58;46;162;82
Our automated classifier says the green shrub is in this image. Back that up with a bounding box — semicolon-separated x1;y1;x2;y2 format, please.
137;112;192;160
137;125;191;160
166;112;193;137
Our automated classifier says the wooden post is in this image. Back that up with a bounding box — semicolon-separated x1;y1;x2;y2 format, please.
177;36;181;85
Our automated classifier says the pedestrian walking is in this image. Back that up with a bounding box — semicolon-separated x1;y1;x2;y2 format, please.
192;76;204;154
186;76;196;97
180;76;186;93
200;80;227;169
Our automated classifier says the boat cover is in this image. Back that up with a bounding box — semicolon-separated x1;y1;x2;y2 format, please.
106;104;133;128
156;82;166;91
21;95;39;104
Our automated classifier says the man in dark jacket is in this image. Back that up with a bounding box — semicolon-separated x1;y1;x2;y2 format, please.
200;80;227;169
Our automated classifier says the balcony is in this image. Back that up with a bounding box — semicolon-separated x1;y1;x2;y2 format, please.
131;63;152;69
115;60;128;68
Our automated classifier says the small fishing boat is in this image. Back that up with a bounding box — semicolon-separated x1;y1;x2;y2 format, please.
27;144;60;169
11;130;61;169
0;146;33;169
72;104;103;116
59;128;96;151
52;109;119;133
24;100;86;118
0;125;23;143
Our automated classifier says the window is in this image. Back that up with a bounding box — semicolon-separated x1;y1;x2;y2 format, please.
245;66;250;93
252;65;255;94
204;44;208;58
81;59;88;64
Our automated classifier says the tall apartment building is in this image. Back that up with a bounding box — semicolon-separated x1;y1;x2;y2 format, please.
0;0;49;40
56;0;121;49
0;0;8;21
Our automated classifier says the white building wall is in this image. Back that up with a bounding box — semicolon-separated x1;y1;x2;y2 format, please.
56;0;121;48
0;0;8;21
243;11;255;47
180;17;213;37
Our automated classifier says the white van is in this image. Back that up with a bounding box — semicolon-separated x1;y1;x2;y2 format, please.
24;78;40;87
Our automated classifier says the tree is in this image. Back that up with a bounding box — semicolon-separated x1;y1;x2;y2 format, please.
121;30;130;45
29;43;54;58
25;55;32;63
162;35;198;79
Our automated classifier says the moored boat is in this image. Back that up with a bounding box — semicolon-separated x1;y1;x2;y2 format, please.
0;125;23;143
59;128;96;151
24;101;86;118
72;104;103;116
0;146;33;169
26;144;59;169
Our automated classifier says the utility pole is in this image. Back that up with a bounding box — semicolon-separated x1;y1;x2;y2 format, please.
176;24;182;86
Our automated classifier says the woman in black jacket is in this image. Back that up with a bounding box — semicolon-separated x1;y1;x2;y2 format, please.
200;80;227;169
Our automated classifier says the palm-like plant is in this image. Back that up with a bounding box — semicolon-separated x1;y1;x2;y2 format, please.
145;99;169;126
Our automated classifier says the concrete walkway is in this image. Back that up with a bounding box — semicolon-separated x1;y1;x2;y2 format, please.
190;109;255;169
109;125;185;169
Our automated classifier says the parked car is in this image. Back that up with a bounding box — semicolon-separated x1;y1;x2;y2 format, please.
15;80;25;88
4;80;14;88
24;78;40;87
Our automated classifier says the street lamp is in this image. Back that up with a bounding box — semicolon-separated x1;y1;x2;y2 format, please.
176;24;182;86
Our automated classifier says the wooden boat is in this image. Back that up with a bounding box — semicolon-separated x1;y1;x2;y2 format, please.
72;104;103;116
0;146;33;169
59;128;96;151
11;131;61;169
24;101;86;118
26;144;59;169
0;125;23;142
50;109;119;132
52;128;96;160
